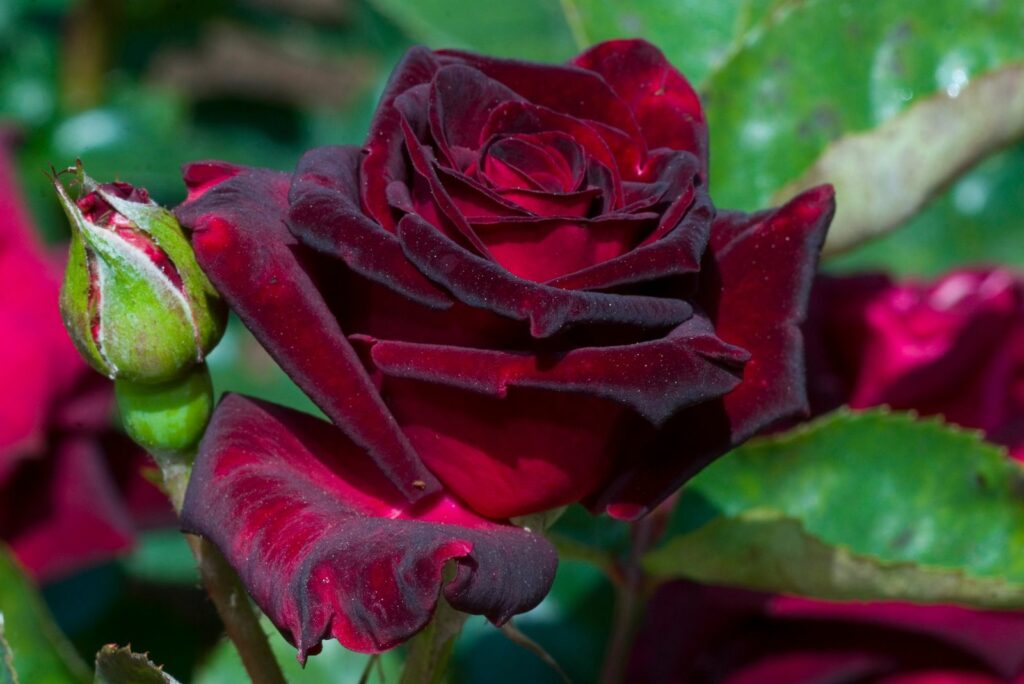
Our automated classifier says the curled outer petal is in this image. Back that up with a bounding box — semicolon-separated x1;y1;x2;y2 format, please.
573;40;708;174
181;394;558;658
593;186;836;520
175;165;440;502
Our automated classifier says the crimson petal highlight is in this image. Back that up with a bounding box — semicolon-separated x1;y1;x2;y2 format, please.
181;394;558;658
397;213;693;338
593;186;835;519
361;313;746;426
175;166;440;501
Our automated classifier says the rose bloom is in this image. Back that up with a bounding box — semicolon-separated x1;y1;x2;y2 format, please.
629;579;1024;683
174;40;834;656
806;269;1024;458
0;132;164;581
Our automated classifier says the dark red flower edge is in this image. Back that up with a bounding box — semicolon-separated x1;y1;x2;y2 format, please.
591;185;835;519
180;394;558;658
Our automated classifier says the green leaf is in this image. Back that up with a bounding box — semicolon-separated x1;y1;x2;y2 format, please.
646;409;1024;607
566;0;793;85
364;0;576;61
703;0;1024;242
93;646;178;684
0;544;90;684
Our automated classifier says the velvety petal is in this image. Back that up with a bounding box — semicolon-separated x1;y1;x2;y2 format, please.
429;63;525;153
396;213;692;338
286;145;452;309
362;47;441;230
705;185;836;439
0;141;81;475
574;39;707;173
181;394;558;657
360;312;746;426
441;151;602;223
546;188;711;291
482;131;586;194
181;161;244;203
1;436;135;581
807;270;1024;459
438;49;644;152
370;375;637;519
399;116;494;256
175;166;440;501
591;186;834;519
482;101;625;207
471;214;656;282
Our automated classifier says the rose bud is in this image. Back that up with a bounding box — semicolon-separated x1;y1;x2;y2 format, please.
54;165;226;384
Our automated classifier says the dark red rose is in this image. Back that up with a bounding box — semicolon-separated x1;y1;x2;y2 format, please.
806;269;1024;458
174;40;832;654
0;133;168;580
629;580;1024;683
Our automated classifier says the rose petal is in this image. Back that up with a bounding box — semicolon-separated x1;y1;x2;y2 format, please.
361;312;746;426
806;270;1024;458
181;394;558;657
574;39;707;174
181;161;244;203
362;47;441;230
396;213;693;338
437;167;549;219
366;375;635;519
399;116;494;256
1;435;135;581
429;64;525;153
176;166;440;501
287;145;452;309
705;184;835;439
438;49;643;150
592;186;834;519
545;188;711;291
482;100;625;207
470;213;656;282
0;142;81;474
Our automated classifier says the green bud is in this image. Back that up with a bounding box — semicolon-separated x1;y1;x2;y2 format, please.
115;364;214;455
55;163;226;383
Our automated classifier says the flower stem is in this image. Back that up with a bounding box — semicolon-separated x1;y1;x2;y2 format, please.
399;599;466;684
186;535;286;684
598;495;679;684
157;453;287;684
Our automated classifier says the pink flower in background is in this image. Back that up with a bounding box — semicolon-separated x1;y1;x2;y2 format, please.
0;131;166;581
807;269;1024;458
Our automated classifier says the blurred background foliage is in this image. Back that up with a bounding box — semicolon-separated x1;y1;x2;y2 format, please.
0;0;1021;681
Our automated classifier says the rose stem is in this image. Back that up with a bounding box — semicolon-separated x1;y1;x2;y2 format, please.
158;452;287;684
597;495;678;684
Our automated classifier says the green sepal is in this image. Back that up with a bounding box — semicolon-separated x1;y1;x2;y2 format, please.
57;210;111;377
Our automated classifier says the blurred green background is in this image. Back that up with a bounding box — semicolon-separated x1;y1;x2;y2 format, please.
2;0;1021;681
